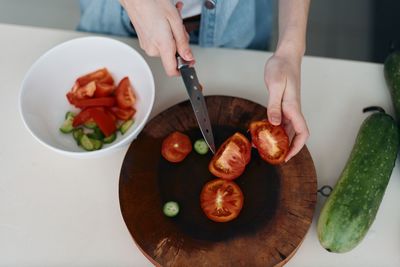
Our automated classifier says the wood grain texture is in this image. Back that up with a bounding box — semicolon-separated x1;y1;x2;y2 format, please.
119;96;317;267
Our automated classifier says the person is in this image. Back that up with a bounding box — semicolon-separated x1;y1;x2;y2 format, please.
78;0;310;162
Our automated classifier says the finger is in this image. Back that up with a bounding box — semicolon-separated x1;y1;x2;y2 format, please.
284;112;309;162
175;1;184;16
167;12;193;61
144;46;160;57
265;75;286;126
282;116;295;141
159;40;179;76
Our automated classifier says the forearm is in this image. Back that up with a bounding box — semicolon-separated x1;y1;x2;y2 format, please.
275;0;310;58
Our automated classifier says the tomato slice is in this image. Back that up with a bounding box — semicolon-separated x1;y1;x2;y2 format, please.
73;97;116;109
200;179;244;223
73;108;116;137
161;131;192;163
209;132;251;180
115;77;136;109
76;68;113;86
67;80;97;102
109;106;136;121
94;83;115;97
72;108;92;127
249;120;289;165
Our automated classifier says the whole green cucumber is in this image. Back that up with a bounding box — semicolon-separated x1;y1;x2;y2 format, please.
317;110;399;253
384;51;400;121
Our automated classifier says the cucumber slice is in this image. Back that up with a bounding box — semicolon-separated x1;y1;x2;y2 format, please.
163;201;179;217
119;119;134;135
87;127;105;140
79;134;94;151
65;111;76;119
103;133;117;144
72;128;84;144
84;121;97;129
194;139;209;155
90;138;103;150
60;112;75;133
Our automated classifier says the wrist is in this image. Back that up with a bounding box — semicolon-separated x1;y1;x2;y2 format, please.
275;39;305;61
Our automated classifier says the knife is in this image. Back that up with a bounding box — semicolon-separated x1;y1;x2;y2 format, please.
177;55;216;154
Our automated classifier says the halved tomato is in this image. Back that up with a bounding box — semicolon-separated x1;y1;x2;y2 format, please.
161;131;192;163
200;179;244;223
249;120;289;165
208;132;251;180
115;77;136;109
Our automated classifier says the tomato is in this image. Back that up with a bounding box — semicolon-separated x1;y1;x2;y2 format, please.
109;106;136;121
73;108;116;137
208;132;251;180
89;108;117;137
74;97;116;108
161;131;192;163
200;179;244;223
94;83;115;97
76;68;114;86
249;120;289;165
72;108;92;127
115;77;136;109
66;81;96;105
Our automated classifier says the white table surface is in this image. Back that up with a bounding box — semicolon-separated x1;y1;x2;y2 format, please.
1;23;400;267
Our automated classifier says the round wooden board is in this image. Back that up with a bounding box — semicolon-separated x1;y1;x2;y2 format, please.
119;96;317;267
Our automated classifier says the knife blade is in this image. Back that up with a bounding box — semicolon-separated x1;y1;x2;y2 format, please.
177;56;216;154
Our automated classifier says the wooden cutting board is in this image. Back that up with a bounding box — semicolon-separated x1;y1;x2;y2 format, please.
119;96;317;267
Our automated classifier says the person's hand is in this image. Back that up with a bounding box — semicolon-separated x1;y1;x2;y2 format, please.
264;50;309;162
120;0;194;76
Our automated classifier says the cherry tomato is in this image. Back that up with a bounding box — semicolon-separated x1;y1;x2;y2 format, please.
115;77;136;109
109;106;136;121
200;179;244;223
208;132;251;180
249;120;289;165
161;131;192;163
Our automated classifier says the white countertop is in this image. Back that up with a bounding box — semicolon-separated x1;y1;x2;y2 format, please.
1;23;399;267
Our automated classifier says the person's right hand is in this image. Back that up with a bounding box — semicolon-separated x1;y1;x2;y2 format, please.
120;0;194;76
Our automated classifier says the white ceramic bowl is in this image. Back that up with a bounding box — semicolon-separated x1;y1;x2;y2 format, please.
19;36;155;158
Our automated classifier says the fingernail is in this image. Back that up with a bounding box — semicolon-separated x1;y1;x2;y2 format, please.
270;116;280;125
185;50;193;60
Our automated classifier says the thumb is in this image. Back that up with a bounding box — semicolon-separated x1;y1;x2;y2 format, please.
265;76;286;126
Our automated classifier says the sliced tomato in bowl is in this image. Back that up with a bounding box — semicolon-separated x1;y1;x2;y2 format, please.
200;179;244;223
161;131;192;163
73;107;116;137
74;97;116;108
115;77;136;109
109;106;136;121
208;132;251;180
76;68;114;86
249;120;289;165
94;83;115;97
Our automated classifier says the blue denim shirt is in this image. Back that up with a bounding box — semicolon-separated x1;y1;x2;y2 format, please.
78;0;273;50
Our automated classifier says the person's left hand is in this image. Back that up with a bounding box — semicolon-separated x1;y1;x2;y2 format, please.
264;50;309;162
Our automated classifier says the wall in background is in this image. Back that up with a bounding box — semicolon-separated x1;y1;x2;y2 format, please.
0;0;80;30
1;0;397;63
306;0;373;62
